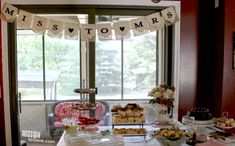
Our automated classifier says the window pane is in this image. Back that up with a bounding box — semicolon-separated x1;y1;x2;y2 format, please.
17;30;44;100
17;14;87;101
96;39;122;100
45;36;80;100
123;32;157;99
95;15;158;100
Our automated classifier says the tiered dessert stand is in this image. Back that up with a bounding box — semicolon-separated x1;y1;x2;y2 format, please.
111;104;147;139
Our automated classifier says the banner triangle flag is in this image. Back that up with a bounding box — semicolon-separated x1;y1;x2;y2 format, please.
47;19;64;38
161;7;178;26
1;3;18;22
17;9;34;29
64;22;80;40
114;21;130;39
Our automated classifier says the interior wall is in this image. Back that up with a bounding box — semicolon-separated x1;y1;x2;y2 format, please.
178;0;198;120
222;0;235;117
195;0;235;118
196;0;224;117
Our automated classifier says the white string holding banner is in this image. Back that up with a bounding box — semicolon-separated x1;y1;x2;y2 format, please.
0;3;179;41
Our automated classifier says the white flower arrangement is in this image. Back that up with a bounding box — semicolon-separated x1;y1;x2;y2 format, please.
148;84;175;110
62;117;78;129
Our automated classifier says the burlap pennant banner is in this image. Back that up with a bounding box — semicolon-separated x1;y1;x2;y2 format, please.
0;3;179;41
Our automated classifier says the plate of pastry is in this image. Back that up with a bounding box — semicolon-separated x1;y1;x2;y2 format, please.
214;117;235;129
210;131;235;143
112;114;145;124
112;128;147;136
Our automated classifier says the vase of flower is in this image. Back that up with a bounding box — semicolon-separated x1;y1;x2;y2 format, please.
65;126;78;136
62;118;78;137
148;84;175;122
155;103;171;122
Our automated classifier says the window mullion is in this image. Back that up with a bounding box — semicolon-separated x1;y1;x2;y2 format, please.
164;27;168;83
121;39;124;100
156;30;159;86
42;35;46;100
158;29;164;85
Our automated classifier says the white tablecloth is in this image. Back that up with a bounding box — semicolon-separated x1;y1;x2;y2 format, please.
56;125;234;146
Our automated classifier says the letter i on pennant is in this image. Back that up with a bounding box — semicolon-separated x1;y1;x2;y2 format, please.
17;9;34;29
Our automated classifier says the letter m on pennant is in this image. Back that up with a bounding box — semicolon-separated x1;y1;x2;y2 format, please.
2;3;18;21
5;7;14;16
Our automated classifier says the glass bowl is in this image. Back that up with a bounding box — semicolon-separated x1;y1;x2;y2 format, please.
154;136;188;146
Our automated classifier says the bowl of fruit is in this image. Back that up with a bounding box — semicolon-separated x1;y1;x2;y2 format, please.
214;117;235;129
151;127;188;146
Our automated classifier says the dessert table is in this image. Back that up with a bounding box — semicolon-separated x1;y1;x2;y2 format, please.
56;125;234;146
57;126;187;146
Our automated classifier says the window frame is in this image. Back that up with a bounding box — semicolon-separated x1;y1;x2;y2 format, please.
11;5;173;102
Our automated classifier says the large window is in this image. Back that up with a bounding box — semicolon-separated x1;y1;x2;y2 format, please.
16;8;173;101
17;14;88;100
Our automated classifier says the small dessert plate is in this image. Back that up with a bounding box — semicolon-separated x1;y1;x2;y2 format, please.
216;125;235;129
151;120;175;126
